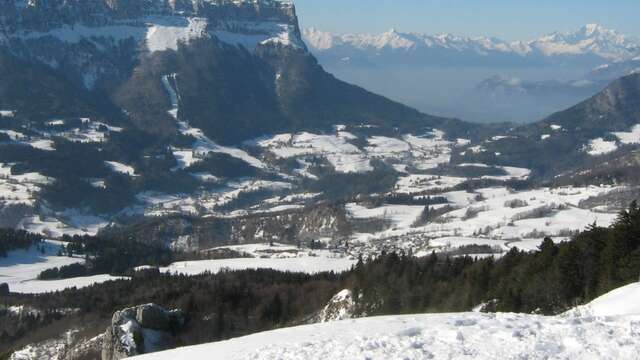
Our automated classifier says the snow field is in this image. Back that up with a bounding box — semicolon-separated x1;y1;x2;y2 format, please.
0;163;52;206
105;161;137;176
0;240;122;294
567;282;640;317
256;129;455;175
345;185;620;257
613;124;640;145
159;253;356;277
134;309;640;360
585;138;618;155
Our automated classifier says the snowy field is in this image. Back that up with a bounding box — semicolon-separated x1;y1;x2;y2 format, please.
254;128;460;174
346;185;621;256
584;123;640;156
134;282;640;360
160;252;356;276
0;163;52;207
0;241;122;294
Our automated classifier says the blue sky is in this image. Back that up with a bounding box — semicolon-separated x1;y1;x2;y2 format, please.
293;0;640;40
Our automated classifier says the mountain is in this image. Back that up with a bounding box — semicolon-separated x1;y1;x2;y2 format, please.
302;25;640;124
457;73;640;179
304;24;640;67
0;0;485;237
0;0;459;145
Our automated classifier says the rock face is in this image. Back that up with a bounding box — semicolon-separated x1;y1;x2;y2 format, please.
0;0;448;144
101;303;186;360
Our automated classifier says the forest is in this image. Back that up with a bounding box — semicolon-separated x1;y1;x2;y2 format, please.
0;229;43;258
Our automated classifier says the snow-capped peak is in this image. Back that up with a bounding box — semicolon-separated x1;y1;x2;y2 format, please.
583;23;605;37
532;24;637;60
303;24;640;63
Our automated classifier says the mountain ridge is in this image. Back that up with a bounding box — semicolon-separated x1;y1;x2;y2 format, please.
304;24;640;66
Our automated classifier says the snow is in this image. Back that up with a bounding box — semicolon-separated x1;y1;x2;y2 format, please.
483;166;532;181
425;186;618;241
467;145;486;154
0;240;121;294
568;282;640;317
344;185;620;256
0;163;52;206
366;136;411;155
585;138;618;155
346;203;425;229
203;243;301;258
9;274;123;294
17;214;106;238
146;17;209;53
0;110;16;117
429;237;509;252
51;120;121;143
307;23;638;63
105;161;137;176
257;131;371;173
612;124;640;145
256;129;453;175
395;175;467;194
134;310;640;360
325;153;373;173
160;255;355;276
129;179;293;218
27;139;56;151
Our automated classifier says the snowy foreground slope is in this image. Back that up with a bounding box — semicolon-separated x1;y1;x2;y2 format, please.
134;282;640;360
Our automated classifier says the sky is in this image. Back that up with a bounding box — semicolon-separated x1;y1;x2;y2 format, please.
293;0;640;40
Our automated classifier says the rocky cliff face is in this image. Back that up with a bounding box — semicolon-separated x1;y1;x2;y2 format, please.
102;303;186;360
0;0;303;97
0;0;443;143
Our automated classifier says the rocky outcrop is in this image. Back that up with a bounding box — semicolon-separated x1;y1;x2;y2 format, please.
317;289;355;323
101;303;186;360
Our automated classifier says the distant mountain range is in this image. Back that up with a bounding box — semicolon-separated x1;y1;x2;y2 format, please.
303;24;640;67
302;24;640;124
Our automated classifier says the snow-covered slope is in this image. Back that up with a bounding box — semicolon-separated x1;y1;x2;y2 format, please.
133;308;640;359
567;282;640;317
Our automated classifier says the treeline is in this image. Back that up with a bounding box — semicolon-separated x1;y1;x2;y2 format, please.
346;201;640;315
3;270;341;353
0;229;43;257
37;234;173;279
